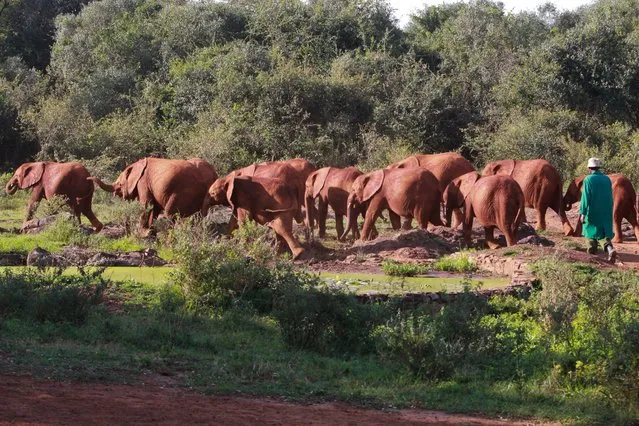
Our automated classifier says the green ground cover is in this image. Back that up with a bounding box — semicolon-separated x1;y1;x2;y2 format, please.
0;263;634;425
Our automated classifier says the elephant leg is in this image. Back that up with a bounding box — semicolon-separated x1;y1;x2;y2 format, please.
612;209;624;243
549;201;574;236
625;209;639;242
535;205;548;231
269;215;304;260
485;226;500;249
503;224;517;247
24;188;44;223
401;217;413;230
462;202;474;247
361;199;383;241
451;208;464;229
388;210;401;230
335;213;345;242
318;200;328;238
81;198;103;232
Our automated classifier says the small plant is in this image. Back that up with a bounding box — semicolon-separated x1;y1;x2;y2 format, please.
501;248;520;257
40;215;89;246
36;194;72;218
431;252;477;273
382;259;427;277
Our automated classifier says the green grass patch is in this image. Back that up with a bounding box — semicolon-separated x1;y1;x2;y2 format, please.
431;253;477;273
381;259;428;277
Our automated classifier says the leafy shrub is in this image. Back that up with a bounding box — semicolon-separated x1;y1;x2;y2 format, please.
273;275;392;355
0;268;107;324
169;218;281;311
382;260;427;277
374;292;497;379
534;259;639;414
36;194;72;218
431;252;477;273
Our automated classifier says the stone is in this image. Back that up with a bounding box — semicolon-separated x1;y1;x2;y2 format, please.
0;252;27;266
26;247;67;267
517;234;554;247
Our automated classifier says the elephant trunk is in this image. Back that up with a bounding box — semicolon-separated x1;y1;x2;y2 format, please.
201;193;212;217
341;194;358;240
88;177;115;193
444;201;454;228
304;191;315;233
5;178;18;195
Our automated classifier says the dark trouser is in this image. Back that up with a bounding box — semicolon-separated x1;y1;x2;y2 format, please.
587;238;614;255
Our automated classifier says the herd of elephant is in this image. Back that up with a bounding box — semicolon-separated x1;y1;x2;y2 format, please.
6;153;639;259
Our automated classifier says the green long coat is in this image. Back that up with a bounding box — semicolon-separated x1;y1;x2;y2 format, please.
579;171;614;240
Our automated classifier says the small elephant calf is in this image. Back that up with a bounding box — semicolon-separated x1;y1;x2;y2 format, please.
443;172;525;248
202;174;305;259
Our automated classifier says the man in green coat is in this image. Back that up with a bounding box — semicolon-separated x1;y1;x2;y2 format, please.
579;157;616;263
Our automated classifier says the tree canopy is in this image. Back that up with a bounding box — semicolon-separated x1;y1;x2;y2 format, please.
2;0;639;182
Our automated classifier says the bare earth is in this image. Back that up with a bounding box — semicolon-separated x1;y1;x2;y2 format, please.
0;376;553;426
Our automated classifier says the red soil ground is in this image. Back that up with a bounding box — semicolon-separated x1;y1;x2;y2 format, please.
0;376;553;426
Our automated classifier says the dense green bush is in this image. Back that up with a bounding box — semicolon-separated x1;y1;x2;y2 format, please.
169;218;284;311
534;259;639;413
273;277;392;355
374;292;502;379
0;268;107;324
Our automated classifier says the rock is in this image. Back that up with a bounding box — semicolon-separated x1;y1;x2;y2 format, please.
517;234;554;247
100;224;127;239
87;248;166;267
0;252;27;266
59;245;96;266
27;247;67;267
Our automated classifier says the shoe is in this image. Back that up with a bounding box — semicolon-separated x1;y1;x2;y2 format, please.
607;248;617;264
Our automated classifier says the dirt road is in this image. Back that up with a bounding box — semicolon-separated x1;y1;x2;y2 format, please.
0;376;551;426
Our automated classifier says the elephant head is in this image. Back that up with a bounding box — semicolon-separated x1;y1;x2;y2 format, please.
202;173;236;216
563;176;585;211
482;159;516;177
342;170;385;240
442;171;479;227
5;162;46;195
90;158;148;200
304;167;331;230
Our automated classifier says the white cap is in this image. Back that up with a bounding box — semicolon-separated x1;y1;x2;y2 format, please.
587;157;602;168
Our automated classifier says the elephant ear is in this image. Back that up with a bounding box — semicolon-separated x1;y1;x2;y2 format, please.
312;167;331;198
406;156;420;167
226;176;237;211
18;162;45;189
457;172;480;199
492;160;516;176
244;164;257;177
126;158;148;197
362;170;385;202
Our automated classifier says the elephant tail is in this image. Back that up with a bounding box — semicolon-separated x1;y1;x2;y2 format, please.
512;203;525;236
88;176;115;192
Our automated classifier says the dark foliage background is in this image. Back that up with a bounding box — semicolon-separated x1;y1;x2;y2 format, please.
2;0;639;181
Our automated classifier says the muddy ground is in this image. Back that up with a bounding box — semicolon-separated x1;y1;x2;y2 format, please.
0;376;554;426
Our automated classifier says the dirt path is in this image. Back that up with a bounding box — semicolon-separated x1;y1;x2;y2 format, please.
0;376;551;426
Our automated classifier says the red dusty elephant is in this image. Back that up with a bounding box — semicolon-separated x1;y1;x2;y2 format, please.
481;159;573;236
342;168;443;241
564;173;639;243
235;158;316;224
443;172;526;248
5;161;103;232
201;174;305;259
90;157;217;228
387;152;476;228
304;167;363;241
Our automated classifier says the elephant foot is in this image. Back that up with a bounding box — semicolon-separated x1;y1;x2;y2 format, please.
562;223;574;236
291;247;305;260
487;240;501;250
